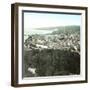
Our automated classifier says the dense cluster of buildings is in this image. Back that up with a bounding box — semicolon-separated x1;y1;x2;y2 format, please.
24;32;80;54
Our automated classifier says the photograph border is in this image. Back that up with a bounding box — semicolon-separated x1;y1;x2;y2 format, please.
11;3;88;87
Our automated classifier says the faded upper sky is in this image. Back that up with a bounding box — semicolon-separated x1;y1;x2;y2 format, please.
24;12;81;29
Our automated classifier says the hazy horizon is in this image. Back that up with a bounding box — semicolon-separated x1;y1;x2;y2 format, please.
24;25;80;35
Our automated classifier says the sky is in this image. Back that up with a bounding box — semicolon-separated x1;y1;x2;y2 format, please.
24;12;81;35
24;12;81;29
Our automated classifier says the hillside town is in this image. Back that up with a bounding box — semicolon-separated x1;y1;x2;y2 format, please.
23;26;80;77
24;32;80;54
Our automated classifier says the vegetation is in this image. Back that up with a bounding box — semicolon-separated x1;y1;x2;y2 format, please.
24;49;80;77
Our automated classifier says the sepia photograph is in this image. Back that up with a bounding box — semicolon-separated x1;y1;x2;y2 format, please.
23;11;81;78
11;3;87;87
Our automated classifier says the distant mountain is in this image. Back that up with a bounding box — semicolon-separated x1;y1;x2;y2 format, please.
51;26;80;35
33;25;80;35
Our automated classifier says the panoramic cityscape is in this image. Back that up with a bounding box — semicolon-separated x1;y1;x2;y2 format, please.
23;12;81;77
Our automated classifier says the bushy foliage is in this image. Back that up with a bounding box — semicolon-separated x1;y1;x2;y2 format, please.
23;49;80;77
